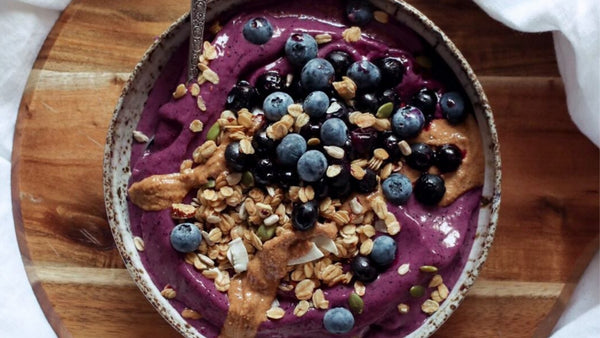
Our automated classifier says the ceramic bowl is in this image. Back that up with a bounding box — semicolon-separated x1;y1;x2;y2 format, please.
103;0;501;336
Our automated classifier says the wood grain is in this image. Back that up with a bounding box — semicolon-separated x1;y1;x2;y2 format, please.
13;0;598;337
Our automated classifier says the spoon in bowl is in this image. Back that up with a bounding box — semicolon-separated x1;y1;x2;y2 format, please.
188;0;208;83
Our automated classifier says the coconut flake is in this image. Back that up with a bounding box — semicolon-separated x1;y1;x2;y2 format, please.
288;242;324;266
313;235;339;256
227;238;249;273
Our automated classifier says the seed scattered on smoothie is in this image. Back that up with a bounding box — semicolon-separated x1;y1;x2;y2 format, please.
202;41;218;60
410;285;425;298
294;300;311;317
132;130;150;143
266;307;286;320
429;274;443;288
315;33;332;44
133;236;145;251
397;303;410;314
172;83;187;99
348;292;364;314
373;10;389;24
419;265;438;273
189;119;204;133
312;289;330;309
160;285;176;299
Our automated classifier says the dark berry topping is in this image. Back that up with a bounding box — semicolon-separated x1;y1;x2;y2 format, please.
406;143;434;171
410;89;438;121
225;80;257;112
252;129;276;156
292;201;319;231
253;158;276;186
326;50;354;79
414;174;446;205
351;255;378;283
255;70;284;98
278;169;300;189
435;144;463;172
381;132;402;160
354;92;380;113
354;168;378;193
374;57;405;87
225;141;252;172
378;88;399;105
345;0;374;26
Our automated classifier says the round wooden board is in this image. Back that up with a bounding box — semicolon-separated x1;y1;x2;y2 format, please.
13;0;599;337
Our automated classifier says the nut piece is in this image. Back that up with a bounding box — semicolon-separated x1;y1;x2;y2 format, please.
399;140;412;156
171;203;196;219
342;26;361;43
373;10;389;23
202;41;218;60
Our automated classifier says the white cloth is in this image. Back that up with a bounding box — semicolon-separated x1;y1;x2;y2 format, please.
0;0;597;337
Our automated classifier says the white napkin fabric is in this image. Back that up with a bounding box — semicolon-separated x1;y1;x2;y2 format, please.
0;0;68;337
0;0;598;337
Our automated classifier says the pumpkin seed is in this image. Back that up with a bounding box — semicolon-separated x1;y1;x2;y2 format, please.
376;102;394;118
410;285;425;298
204;179;216;189
348;292;364;314
419;265;438;273
206;122;220;141
241;171;254;187
256;224;276;242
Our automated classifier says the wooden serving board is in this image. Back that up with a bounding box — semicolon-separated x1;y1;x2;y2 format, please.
13;0;599;337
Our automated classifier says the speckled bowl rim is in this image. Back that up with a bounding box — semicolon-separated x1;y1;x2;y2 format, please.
103;1;501;337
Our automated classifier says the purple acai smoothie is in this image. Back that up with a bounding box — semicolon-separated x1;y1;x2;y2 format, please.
127;0;485;337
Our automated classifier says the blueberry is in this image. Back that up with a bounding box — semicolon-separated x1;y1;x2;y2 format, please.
345;0;374;26
252;129;276;156
391;105;425;139
347;60;381;91
225;141;251;172
381;132;402;160
353;168;378;193
440;91;466;124
301;58;335;92
435;144;463;172
297;150;328;182
324;307;355;334
410;89;438;121
354;92;379;113
351;255;378;283
314;177;330;199
303;91;330;118
406;143;434;171
276;133;307;166
263;91;294;121
285;33;318;66
414;173;446;205
378;88;399;105
292;201;319;231
370;235;397;267
242;17;273;45
225;80;257;112
374;57;405;87
170;223;202;253
255;70;284;98
350;127;377;157
320;118;348;147
382;174;412;205
326;50;353;79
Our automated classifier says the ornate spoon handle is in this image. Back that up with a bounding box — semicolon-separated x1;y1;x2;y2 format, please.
188;0;208;83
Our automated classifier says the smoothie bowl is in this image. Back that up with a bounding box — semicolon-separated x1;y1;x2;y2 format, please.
103;0;501;337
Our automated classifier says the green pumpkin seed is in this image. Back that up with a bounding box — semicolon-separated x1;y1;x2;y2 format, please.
409;285;425;298
348;292;364;314
204;179;216;189
376;102;394;118
206;122;220;141
419;265;438;273
256;224;276;242
241;171;254;187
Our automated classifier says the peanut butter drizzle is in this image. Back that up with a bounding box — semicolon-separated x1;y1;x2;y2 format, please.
401;115;484;206
220;222;337;338
128;144;228;210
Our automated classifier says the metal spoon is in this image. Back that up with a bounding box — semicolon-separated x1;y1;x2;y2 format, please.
188;0;208;83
